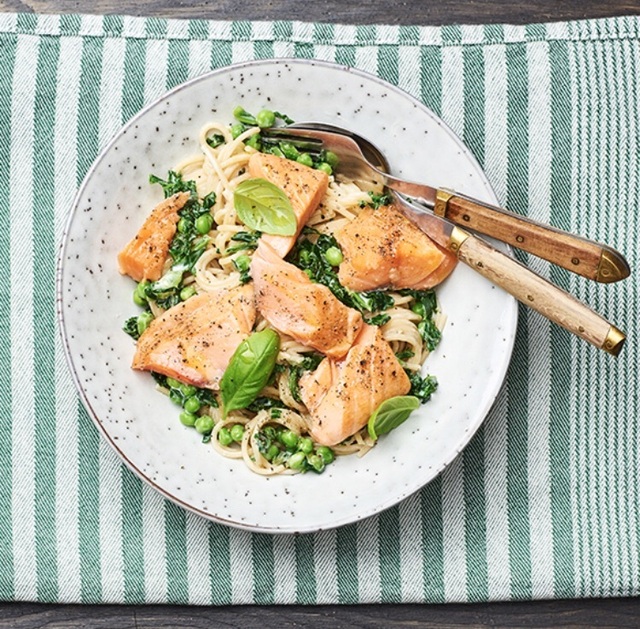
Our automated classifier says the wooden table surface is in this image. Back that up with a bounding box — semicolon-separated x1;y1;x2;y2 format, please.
2;1;640;627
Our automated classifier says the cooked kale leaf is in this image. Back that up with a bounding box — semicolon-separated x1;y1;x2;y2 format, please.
288;232;394;315
399;289;442;351
406;371;438;404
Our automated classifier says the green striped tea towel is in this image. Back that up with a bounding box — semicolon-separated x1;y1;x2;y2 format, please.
0;12;638;604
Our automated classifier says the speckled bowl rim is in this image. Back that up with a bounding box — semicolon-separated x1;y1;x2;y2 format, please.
56;58;518;533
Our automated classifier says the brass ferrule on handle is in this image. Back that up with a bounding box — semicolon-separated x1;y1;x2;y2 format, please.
602;325;626;356
434;188;456;218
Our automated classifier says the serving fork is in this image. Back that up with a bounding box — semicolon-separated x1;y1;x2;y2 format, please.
261;123;628;355
263;123;630;283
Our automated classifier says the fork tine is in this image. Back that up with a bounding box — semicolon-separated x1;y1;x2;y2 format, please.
260;128;324;154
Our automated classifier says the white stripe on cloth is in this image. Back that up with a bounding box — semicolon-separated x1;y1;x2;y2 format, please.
188;40;214;81
143;39;169;105
141;487;168;602
229;528;254;604
185;511;212;604
398;494;423;601
96;36;127;603
314;530;338;604
525;39;554;600
397;46;421;102
357;516;381;602
484;387;511;600
481;42;511;602
440;42;468;604
441;456;467;602
273;533;296;604
10;32;39;603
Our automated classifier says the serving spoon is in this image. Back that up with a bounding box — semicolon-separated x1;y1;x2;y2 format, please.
261;123;626;355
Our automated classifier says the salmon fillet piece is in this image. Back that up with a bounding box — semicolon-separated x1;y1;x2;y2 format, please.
132;284;256;389
248;152;329;257
299;323;411;446
251;241;363;360
118;192;190;282
335;203;457;291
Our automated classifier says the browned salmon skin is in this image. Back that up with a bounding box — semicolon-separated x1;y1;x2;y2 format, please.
251;241;363;360
132;284;256;389
117;192;190;282
299;323;411;446
248;152;328;257
335;203;458;291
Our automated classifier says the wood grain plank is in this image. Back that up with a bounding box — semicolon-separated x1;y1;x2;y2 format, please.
2;598;640;629
1;0;639;24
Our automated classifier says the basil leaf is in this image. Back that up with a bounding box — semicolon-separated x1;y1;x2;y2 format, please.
234;178;297;236
367;396;420;441
220;329;280;418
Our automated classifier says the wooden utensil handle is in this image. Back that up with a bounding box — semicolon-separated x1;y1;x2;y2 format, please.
438;191;630;283
453;229;625;355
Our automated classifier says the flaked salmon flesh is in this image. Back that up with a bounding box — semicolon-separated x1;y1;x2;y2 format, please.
335;203;458;291
299;323;411;446
132;284;256;389
118;192;190;282
251;240;363;360
248;152;329;257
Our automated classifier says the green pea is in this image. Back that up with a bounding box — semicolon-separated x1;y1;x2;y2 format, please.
218;427;233;447
183;396;201;413
180;383;197;397
194;415;214;434
298;437;313;454
280;142;300;160
177;217;191;233
166;377;181;390
288;451;307;471
296;153;314;168
136;311;154;336
169;389;183;406
133;282;148;306
316;162;333;176
299;250;311;265
324;150;339;168
316;446;335;464
324;246;343;266
180;285;197;301
230;123;245;139
195;213;213;234
280;430;299;450
307;453;325;473
264;444;280;461
244;133;262;150
230;423;245;442
233;106;256;125
234;254;251;272
256;109;276;128
133;291;146;307
179;411;197;427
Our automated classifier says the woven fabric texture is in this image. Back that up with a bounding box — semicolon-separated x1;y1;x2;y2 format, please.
0;12;638;604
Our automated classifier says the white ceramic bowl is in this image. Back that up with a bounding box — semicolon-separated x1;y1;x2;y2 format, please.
57;59;517;533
